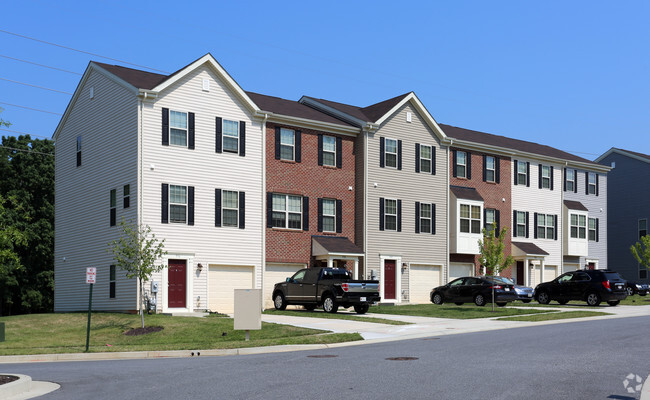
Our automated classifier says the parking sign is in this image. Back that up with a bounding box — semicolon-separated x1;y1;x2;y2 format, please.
86;267;96;284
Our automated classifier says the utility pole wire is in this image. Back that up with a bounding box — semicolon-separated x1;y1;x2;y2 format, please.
0;128;54;140
0;102;63;115
0;144;54;156
0;77;73;95
0;54;82;75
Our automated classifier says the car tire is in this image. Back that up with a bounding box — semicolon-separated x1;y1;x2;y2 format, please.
474;294;486;307
304;304;316;311
640;293;647;297
607;300;620;306
353;304;369;314
454;302;464;306
558;300;568;305
496;302;507;307
432;293;444;305
536;291;550;305
626;287;634;296
323;294;339;313
521;300;532;304
274;293;287;310
586;292;601;306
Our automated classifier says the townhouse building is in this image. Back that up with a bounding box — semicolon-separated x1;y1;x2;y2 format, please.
596;148;649;283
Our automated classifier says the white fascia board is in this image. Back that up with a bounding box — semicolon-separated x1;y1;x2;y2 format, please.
53;62;138;140
152;54;260;114
299;96;371;129
595;147;650;166
260;111;359;137
374;92;449;143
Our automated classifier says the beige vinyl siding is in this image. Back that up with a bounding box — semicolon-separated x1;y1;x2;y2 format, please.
54;69;139;312
140;65;263;312
365;103;448;302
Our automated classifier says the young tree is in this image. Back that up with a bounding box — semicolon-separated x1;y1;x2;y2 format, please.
108;219;167;328
478;225;515;276
630;235;650;274
0;194;26;316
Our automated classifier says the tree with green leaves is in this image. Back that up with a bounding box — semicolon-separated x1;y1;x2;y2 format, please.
0;108;10;128
478;225;515;276
630;235;650;274
108;219;167;328
0;194;26;316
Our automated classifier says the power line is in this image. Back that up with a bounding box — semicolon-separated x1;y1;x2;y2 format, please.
0;29;170;74
0;77;73;95
0;128;53;140
0;144;54;156
0;54;81;75
0;102;62;115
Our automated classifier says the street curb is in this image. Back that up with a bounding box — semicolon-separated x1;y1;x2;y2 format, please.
640;374;650;400
0;374;31;399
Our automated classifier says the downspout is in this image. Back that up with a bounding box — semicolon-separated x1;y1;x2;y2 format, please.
261;113;268;311
446;140;452;283
364;126;369;279
138;96;144;312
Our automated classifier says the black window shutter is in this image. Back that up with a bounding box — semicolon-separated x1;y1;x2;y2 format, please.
379;137;385;168
318;134;323;166
274;127;281;160
596;174;599;196
495;210;501;236
563;168;567;191
525;211;529;238
302;196;308;230
397;140;403;170
482;155;487;182
495;157;500;183
431;146;436;175
452;150;458;177
238;191;245;229
550;166;554;190
596;218;599;242
415;201;420;233
110;208;116;227
415;143;420;173
336;200;342;233
585;172;589;195
161;184;169;223
379;198;385;231
162;108;169;146
554;215;558;240
188;186;195;226
317;198;323;232
239;121;246;157
397;199;402;232
266;192;273;228
534;212;538;239
431;203;436;235
215;117;223;153
336;137;342;169
466;152;472;179
513;160;518;185
574;169;578;193
513;210;517;237
538;164;543;189
215;189;222;227
526;162;530;187
188;112;195;150
295;130;302;163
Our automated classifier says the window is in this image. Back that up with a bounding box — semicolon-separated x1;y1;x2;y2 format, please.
540;165;551;189
419;145;432;173
565;169;575;192
639;219;647;239
517;161;528;185
536;213;555;239
169;111;188;146
485;156;496;182
110;189;116;226
272;194;302;229
169;185;188;223
570;214;586;239
322;136;336;167
123;185;130;208
485;209;496;233
588;218;597;241
420;203;432;233
455;151;467;178
515;211;527;237
587;173;597;195
384;199;398;230
460;204;481;234
385;138;398;168
322;199;336;232
222;190;239;227
280;128;295;161
109;265;116;299
76;136;82;167
222;120;239;153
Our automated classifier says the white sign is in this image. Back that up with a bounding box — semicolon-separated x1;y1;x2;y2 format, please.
86;267;96;284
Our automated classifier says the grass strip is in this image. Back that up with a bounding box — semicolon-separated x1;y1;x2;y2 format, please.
496;310;611;322
263;309;411;325
368;304;555;319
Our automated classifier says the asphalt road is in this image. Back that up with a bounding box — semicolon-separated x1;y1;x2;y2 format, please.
5;316;650;400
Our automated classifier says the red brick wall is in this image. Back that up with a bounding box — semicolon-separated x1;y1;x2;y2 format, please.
450;148;513;277
266;122;356;266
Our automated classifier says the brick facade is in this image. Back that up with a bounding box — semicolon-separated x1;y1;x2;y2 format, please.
449;148;513;277
266;122;356;266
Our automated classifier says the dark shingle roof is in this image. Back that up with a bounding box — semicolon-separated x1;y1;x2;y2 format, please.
512;242;549;256
245;92;354;127
312;236;363;255
442;124;597;165
304;92;411;123
450;185;484;201
563;200;589;211
93;62;168;89
611;148;650;162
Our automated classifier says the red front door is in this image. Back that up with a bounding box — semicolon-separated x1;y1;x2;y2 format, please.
384;260;396;300
168;259;186;308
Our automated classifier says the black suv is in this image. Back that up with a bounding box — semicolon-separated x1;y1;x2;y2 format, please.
534;269;627;306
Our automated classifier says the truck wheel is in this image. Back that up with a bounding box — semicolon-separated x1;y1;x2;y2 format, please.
323;295;339;313
353;304;369;314
304;304;316;311
273;293;287;310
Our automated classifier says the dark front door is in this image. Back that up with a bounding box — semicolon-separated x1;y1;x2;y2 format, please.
168;259;186;308
516;261;525;285
384;260;396;300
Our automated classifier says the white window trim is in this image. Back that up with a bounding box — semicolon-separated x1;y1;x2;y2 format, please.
272;193;302;230
169;110;188;147
222;119;239;153
485;208;496;232
541;165;551;189
420;145;432;173
587;173;597;194
516;211;527;238
459;202;482;234
566;169;575;191
456;151;467;178
384;138;398;169
570;212;587;239
419;202;432;233
485;156;496;182
323;135;336;167
588;217;597;241
322;198;336;233
517;162;527;185
169;184;188;224
537;213;555;239
384;198;398;231
280;128;295;161
222;190;239;228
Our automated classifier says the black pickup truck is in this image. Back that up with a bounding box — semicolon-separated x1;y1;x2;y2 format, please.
272;267;380;314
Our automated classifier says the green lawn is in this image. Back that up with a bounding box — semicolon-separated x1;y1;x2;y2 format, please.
263;309;411;325
497;310;611;322
367;303;555;319
0;313;362;356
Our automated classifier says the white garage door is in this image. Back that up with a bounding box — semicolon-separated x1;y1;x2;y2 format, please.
543;265;558;282
208;265;254;314
563;264;579;274
410;265;441;303
263;264;304;309
449;263;473;282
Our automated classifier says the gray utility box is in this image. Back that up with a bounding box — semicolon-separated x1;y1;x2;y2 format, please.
0;322;4;342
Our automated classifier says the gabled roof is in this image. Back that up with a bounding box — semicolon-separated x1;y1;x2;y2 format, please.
450;185;484;202
92;62;168;90
563;200;589;211
301;92;411;124
595;147;650;165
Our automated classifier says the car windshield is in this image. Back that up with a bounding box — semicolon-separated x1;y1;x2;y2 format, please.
603;272;623;281
487;276;514;285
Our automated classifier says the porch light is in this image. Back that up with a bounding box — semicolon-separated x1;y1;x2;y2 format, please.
197;263;203;271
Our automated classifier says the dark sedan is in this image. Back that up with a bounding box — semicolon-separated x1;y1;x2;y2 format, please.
626;281;649;296
430;276;517;306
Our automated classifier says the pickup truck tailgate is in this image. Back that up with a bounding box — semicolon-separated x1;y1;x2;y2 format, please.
342;281;379;293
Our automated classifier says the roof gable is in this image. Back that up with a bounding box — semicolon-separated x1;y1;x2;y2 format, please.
596;147;650;165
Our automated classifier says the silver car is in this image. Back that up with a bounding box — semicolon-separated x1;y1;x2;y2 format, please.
492;276;534;303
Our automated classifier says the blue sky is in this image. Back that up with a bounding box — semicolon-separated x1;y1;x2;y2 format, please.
1;0;648;160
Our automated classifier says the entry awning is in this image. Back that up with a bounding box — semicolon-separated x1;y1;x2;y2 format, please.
563;200;588;211
450;185;484;201
312;236;364;258
512;241;549;257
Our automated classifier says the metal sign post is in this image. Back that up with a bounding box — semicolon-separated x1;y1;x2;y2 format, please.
85;267;96;352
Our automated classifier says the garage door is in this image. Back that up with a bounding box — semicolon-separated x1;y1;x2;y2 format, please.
543;265;557;282
263;264;304;309
449;263;473;282
208;265;254;314
563;264;579;274
410;265;441;303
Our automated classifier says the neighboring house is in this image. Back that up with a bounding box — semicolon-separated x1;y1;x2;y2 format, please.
442;124;609;286
54;54;267;314
302;93;450;304
245;92;362;309
596;148;649;283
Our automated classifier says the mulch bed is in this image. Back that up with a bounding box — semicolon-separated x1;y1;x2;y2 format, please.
123;326;164;336
0;375;19;385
